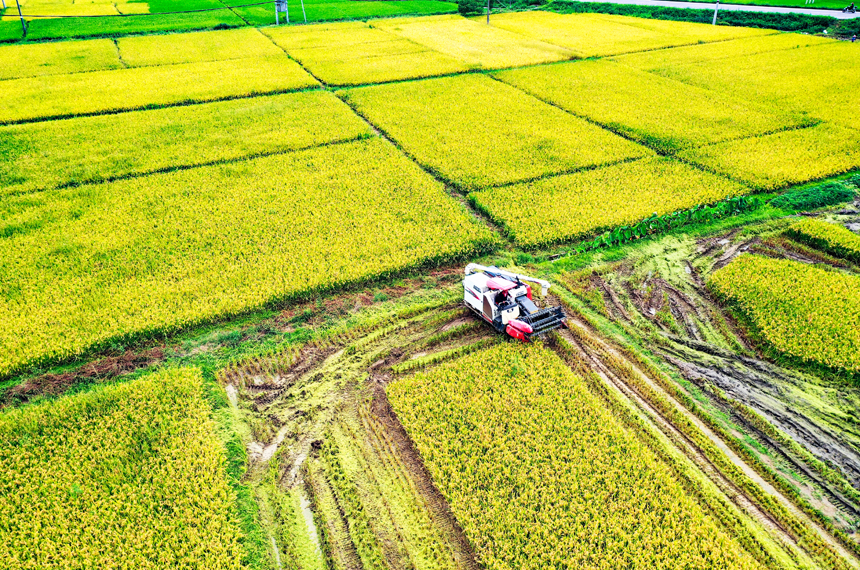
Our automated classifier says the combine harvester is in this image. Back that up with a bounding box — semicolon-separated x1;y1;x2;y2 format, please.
463;264;567;342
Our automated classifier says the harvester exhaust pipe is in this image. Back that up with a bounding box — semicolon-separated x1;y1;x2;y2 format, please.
464;263;552;296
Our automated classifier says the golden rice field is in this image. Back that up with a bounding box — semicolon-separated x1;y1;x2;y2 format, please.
709;255;860;373
0;368;245;570
786;218;860;264
387;343;763;569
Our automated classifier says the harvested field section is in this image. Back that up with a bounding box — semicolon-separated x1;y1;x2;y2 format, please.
0;138;495;376
116;27;283;68
388;343;764;569
709;255;860;373
0;38;122;80
341;74;650;190
470;157;746;247
612;32;834;72
0;368;245;570
0;55;317;124
484;11;774;58
678;123;860;190
495;59;810;153
0;91;373;196
266;22;468;86
371;14;574;69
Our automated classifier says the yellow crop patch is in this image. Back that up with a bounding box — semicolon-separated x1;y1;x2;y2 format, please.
612;32;834;72
709;255;860;373
266;21;468;85
0;55;317;124
0;91;372;196
341;74;650;190
0;139;495;376
484;11;773;58
263;20;381;49
0;368;246;570
0;38;122;80
495;59;809;153
786;219;860;264
470;157;747;246
116;27;283;67
678;123;860;190
388;343;763;569
371;13;574;69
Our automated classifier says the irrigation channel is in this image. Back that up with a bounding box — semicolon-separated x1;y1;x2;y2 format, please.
209;202;860;570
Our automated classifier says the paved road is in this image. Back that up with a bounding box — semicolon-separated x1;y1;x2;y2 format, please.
566;0;860;19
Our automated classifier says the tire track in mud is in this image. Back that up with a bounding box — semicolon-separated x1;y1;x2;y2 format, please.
556;317;860;569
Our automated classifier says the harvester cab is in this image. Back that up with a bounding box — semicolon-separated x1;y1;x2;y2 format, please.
462;264;567;342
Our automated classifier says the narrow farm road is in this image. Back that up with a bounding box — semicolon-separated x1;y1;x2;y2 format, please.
553;0;860;19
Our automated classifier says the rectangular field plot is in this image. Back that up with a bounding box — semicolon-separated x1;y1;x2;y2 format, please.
612;32;835;72
495;60;809;153
116;27;283;67
0;55;317;124
265;22;468;85
387;343;763;569
655;42;860;130
371;14;574;69
470;157;747;247
0;368;246;570
484;11;774;58
0;139;494;376
341;74;650;190
710;255;860;373
0;38;122;80
678;123;860;190
0;91;372;196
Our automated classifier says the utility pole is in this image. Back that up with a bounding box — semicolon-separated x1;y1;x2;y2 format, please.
486;0;490;24
14;0;25;36
712;0;720;25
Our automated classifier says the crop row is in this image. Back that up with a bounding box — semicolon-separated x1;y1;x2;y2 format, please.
387;342;762;569
708;254;860;373
785;219;860;264
0;138;495;377
0;368;245;570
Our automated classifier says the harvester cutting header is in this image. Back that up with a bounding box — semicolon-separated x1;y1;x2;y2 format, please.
463;264;567;342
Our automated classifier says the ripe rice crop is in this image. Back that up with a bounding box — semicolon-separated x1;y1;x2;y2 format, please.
0;139;494;377
678;123;860;190
786;219;860;264
485;11;773;58
495;60;809;153
0;91;372;196
0;368;245;570
0;55;317;124
656;42;860;130
387;343;762;570
612;32;834;72
371;14;574;69
263;20;388;49
116;27;283;68
341;74;650;190
265;22;467;85
709;255;860;373
0;38;122;80
470;157;747;247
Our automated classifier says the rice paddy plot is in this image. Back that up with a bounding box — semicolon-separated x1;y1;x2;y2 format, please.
0;91;372;196
341;74;650;190
0;38;122;80
371;13;574;69
0;138;495;377
495;59;810;153
484;11;774;58
787;219;860;264
612;32;835;72
709;255;860;373
0;55;317;124
265;22;468;85
678;123;860;190
116;27;283;68
470;157;747;247
0;368;245;570
387;343;764;569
